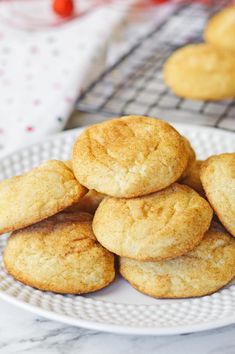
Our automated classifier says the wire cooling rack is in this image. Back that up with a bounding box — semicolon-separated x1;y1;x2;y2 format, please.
76;1;235;131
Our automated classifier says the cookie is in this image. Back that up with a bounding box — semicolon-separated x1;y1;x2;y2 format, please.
120;225;235;298
3;212;115;294
72;116;189;198
200;153;235;237
0;160;87;235
63;160;73;169
164;43;235;100
180;136;196;179
93;183;213;261
181;160;204;196
65;190;105;214
204;6;235;52
63;161;105;214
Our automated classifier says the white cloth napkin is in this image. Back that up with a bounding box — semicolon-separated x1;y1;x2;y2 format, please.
0;2;129;158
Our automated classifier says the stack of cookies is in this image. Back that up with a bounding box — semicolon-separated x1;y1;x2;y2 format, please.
164;6;235;100
1;115;235;299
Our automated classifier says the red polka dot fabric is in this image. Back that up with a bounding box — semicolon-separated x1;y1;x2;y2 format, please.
0;1;128;157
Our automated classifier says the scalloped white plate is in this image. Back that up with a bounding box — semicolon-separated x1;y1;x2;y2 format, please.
0;124;235;335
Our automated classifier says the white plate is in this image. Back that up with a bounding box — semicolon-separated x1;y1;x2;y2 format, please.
0;123;235;336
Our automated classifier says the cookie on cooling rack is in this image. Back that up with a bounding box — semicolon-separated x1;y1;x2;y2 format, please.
181;160;205;196
72;116;189;198
120;225;235;298
200;153;235;237
0;160;87;235
163;43;235;100
93;183;213;261
3;212;115;294
204;6;235;52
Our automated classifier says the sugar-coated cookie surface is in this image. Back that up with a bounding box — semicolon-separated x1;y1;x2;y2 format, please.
181;160;204;196
72;116;189;198
204;6;235;52
63;162;107;214
180;136;196;179
65;190;105;214
120;226;235;298
164;43;235;100
93;183;213;261
3;212;115;294
0;160;87;235
200;153;235;237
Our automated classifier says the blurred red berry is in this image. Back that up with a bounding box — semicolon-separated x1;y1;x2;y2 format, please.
53;0;74;17
151;0;168;3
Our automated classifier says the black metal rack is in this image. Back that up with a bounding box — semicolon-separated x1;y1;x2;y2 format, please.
76;1;235;131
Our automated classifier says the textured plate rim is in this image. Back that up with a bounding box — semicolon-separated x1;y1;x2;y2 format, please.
0;122;234;163
0;123;235;336
1;290;235;335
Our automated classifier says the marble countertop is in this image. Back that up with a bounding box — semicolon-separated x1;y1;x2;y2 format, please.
0;298;235;354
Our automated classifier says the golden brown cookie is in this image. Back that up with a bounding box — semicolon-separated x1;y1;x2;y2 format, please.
181;160;204;196
200;153;235;237
63;160;73;169
0;160;87;235
120;225;235;298
164;43;235;100
3;212;115;294
65;190;105;215
180;136;196;179
63;161;105;213
93;183;213;261
72;116;189;198
204;6;235;52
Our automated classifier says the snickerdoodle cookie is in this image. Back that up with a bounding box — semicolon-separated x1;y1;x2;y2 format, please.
93;183;213;261
0;160;87;235
4;212;115;294
180;136;196;179
64;161;105;214
181;160;204;196
120;226;235;298
164;43;235;100
204;6;235;52
65;190;105;214
200;153;235;237
72;116;189;198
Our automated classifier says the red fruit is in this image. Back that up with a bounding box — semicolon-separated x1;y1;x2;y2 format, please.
151;0;168;3
53;0;74;18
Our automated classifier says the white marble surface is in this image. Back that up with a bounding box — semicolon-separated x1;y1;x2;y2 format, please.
0;298;235;354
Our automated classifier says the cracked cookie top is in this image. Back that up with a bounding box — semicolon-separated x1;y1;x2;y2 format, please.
201;153;235;237
3;211;115;294
93;183;213;261
0;160;88;235
72;116;189;198
120;225;235;298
